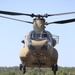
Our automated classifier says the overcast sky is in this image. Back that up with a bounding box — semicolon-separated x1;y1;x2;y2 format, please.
0;0;75;67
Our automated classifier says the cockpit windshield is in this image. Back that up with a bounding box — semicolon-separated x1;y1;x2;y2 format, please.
30;32;48;39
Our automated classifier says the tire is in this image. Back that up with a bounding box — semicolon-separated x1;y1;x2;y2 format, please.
20;64;23;70
23;65;26;74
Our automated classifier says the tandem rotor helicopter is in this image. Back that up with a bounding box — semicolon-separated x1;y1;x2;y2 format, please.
0;10;75;75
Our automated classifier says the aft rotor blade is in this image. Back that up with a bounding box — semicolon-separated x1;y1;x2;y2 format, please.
0;10;35;17
46;18;75;25
48;12;75;16
0;15;33;24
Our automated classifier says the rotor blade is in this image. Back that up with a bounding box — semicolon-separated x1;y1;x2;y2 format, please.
0;15;33;24
48;12;75;16
46;18;75;25
0;10;35;17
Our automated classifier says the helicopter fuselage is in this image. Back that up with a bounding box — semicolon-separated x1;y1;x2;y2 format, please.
19;30;58;67
0;10;75;75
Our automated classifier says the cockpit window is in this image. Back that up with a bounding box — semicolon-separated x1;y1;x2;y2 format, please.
31;33;35;38
30;32;48;39
42;33;47;38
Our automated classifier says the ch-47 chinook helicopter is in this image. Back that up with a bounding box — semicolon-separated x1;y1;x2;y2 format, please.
0;10;75;75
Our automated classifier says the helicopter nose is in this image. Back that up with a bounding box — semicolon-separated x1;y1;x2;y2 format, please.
30;39;48;48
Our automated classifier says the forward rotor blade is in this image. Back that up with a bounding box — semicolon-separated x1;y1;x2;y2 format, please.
0;15;33;24
0;10;35;17
48;12;75;16
46;18;75;25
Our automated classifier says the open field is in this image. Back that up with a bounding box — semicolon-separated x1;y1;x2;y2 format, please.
0;66;75;75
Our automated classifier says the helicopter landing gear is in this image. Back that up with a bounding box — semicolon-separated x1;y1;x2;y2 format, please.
23;64;26;74
19;64;26;74
20;64;23;70
52;64;58;75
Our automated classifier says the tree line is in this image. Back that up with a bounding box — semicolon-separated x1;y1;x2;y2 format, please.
0;66;75;75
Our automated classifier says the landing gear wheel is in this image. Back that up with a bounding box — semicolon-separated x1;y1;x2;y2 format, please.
19;64;23;70
52;64;58;75
19;63;26;74
23;64;26;74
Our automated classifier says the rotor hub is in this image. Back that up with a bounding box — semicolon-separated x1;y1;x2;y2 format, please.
33;18;46;33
